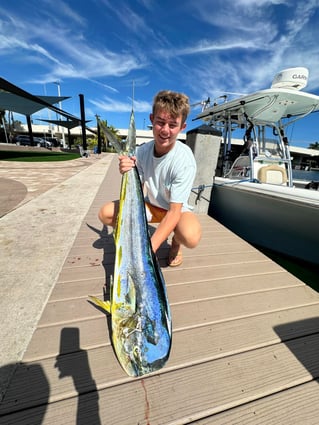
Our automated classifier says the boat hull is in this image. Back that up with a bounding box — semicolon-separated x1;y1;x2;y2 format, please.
209;179;319;266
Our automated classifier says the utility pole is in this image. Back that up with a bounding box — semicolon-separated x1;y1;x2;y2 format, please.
53;81;66;148
79;94;87;151
95;114;101;154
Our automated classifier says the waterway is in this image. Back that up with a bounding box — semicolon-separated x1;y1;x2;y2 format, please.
293;169;319;182
259;247;319;292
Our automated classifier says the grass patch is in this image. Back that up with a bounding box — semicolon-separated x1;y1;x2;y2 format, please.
0;150;81;162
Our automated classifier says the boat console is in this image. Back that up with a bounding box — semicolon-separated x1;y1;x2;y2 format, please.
195;67;319;187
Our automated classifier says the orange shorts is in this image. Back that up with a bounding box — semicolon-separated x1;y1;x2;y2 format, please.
145;202;167;223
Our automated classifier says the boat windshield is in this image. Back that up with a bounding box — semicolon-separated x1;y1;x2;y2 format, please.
253;125;284;159
256;137;284;159
225;123;291;185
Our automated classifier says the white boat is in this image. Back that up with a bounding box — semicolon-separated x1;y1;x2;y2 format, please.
196;67;319;266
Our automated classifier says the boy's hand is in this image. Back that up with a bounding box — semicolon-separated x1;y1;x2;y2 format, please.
118;155;136;174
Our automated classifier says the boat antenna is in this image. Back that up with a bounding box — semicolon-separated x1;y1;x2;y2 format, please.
190;97;211;112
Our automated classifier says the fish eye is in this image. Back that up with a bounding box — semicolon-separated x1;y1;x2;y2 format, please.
133;346;141;359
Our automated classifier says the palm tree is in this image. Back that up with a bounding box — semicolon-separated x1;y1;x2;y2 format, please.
99;119;121;150
0;109;7;142
308;142;319;150
0;109;6;130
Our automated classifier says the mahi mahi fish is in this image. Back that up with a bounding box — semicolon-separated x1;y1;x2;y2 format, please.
89;111;172;377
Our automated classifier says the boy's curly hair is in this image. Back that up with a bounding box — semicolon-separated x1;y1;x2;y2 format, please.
152;90;190;124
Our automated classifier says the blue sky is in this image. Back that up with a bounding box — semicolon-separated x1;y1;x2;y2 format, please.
1;0;319;147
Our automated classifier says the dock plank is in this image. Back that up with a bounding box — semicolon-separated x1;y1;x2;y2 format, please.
194;380;319;425
2;334;319;423
23;304;319;363
56;259;290;284
37;285;318;328
48;271;302;303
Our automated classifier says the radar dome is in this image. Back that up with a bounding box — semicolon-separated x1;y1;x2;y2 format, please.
271;67;308;90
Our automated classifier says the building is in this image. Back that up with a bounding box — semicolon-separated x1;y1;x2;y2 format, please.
7;123;319;169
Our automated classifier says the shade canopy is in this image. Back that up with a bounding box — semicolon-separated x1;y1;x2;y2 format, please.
0;92;69;116
0;77;80;121
38;118;90;130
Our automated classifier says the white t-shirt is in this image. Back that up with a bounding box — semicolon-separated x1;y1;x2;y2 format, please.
136;140;196;211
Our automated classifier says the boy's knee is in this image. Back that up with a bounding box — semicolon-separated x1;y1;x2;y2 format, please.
187;220;201;248
176;213;201;249
98;206;107;224
178;225;201;249
98;203;113;226
186;231;201;249
98;201;118;227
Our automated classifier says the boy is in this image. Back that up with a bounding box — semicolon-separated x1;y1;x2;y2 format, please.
98;90;201;266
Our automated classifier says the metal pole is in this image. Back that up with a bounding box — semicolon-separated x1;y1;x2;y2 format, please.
79;94;87;151
53;81;66;148
2;116;8;143
95;114;101;154
26;115;34;145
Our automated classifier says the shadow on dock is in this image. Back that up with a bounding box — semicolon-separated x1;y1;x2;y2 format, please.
55;327;101;425
274;317;319;383
0;363;49;423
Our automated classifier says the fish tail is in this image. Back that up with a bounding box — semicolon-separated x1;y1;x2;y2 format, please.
127;109;136;156
88;295;111;313
98;109;136;156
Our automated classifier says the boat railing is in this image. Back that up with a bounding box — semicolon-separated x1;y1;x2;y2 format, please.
253;155;287;164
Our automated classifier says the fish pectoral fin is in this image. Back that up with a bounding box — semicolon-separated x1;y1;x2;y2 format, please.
88;295;111;313
125;272;136;312
145;317;159;345
109;275;114;307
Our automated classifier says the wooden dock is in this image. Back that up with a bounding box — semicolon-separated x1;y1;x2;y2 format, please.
1;155;319;424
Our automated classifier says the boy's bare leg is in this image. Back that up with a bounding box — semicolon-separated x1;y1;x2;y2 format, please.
168;212;201;266
99;203;201;267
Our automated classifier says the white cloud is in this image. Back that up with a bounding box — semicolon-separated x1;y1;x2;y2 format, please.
1;0;319;135
174;0;319;99
89;96;151;113
0;6;146;84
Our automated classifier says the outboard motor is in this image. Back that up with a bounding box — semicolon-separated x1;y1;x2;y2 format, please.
305;181;319;190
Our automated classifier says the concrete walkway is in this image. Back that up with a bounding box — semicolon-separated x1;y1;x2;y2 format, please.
0;152;116;395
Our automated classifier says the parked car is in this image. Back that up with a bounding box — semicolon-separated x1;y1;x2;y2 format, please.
44;137;62;147
14;135;52;149
36;138;52;149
